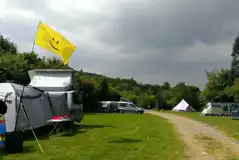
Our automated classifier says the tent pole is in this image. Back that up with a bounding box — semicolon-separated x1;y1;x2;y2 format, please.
21;106;44;155
20;86;44;155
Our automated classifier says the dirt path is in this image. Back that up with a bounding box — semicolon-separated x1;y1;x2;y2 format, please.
145;110;239;160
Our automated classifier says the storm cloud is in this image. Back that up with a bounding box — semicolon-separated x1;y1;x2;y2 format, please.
0;0;238;88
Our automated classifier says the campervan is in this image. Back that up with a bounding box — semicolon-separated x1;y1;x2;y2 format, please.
28;69;84;122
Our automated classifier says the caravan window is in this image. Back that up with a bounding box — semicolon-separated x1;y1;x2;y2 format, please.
212;104;221;108
222;105;229;111
101;103;108;108
230;104;238;110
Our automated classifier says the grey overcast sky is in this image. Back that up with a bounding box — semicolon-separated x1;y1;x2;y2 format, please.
0;0;237;88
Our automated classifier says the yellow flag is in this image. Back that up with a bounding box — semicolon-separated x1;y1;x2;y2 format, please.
35;21;76;64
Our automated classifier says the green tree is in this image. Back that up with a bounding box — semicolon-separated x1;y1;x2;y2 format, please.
99;79;109;101
224;78;239;101
132;87;142;96
231;34;239;76
201;69;233;103
0;35;17;54
0;53;29;84
163;82;201;110
79;78;100;112
120;90;139;104
162;82;171;90
138;93;156;108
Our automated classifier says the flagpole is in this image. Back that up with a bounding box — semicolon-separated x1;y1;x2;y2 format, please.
31;20;41;53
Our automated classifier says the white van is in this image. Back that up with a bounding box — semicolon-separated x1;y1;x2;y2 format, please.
100;101;144;114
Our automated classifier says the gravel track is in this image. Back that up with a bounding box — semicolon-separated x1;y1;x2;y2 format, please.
146;110;239;160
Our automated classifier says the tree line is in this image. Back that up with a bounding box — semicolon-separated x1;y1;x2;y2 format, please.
1;34;239;112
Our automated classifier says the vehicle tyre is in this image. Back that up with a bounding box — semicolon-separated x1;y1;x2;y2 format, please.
120;110;124;113
137;111;141;114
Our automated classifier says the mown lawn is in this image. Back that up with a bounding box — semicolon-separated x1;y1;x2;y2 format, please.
2;113;185;160
162;111;239;140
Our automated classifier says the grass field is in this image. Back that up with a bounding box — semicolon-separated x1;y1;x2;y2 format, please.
2;113;185;160
162;111;239;140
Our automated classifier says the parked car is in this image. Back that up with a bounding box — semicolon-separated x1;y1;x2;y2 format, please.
117;102;144;114
99;101;144;114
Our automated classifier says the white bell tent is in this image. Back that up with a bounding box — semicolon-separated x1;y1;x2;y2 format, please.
172;99;196;112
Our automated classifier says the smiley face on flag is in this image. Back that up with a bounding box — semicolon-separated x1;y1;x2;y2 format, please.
35;21;76;64
49;38;60;51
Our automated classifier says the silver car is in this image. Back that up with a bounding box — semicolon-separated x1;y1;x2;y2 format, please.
117;102;144;114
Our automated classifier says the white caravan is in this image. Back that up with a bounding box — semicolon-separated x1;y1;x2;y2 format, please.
28;69;84;122
0;83;53;133
200;102;239;116
172;99;196;112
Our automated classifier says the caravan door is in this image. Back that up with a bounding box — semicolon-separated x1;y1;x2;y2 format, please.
211;103;221;115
